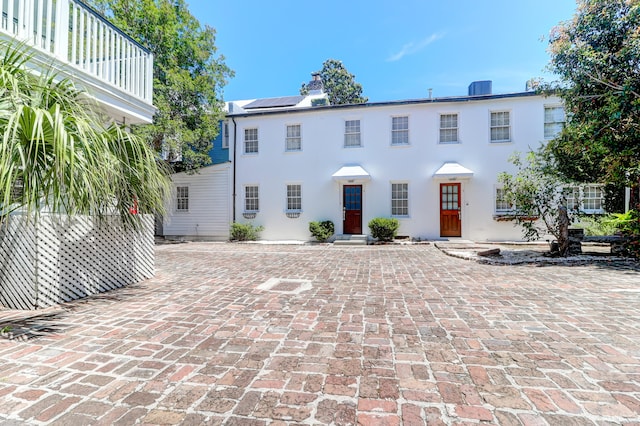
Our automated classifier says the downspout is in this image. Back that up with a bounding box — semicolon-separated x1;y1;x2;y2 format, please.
232;116;237;223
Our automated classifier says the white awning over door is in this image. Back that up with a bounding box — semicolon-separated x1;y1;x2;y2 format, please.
332;165;371;182
433;162;474;179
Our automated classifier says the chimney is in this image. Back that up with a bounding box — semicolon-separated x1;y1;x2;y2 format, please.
468;80;492;96
306;73;324;95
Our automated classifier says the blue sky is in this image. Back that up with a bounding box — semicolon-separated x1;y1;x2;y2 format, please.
188;0;578;102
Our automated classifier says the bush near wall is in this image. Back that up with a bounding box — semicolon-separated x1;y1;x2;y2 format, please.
606;210;640;258
368;218;399;242
230;222;264;241
309;220;334;242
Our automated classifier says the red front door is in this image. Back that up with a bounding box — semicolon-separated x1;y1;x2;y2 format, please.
440;183;461;237
343;185;362;234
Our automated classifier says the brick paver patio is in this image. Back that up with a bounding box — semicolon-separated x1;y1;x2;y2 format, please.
1;243;639;425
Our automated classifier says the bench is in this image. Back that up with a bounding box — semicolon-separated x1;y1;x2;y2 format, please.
581;235;627;255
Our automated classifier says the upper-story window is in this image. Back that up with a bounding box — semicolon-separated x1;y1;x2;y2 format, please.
287;184;302;211
244;128;258;154
439;113;459;144
490;111;511;143
344;120;361;147
391;116;409;145
245;185;259;212
222;121;229;148
544;106;565;139
391;183;409;216
286;124;302;151
176;186;189;212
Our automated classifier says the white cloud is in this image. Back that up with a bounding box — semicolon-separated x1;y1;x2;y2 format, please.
387;33;445;62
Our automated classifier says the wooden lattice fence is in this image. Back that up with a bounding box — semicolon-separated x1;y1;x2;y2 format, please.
0;214;154;310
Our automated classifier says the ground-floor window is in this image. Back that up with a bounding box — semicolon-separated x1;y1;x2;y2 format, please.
391;183;409;216
567;184;605;214
176;186;189;212
244;185;259;212
494;187;512;213
286;184;302;211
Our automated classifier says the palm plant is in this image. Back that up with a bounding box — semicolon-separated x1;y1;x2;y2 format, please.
0;41;169;228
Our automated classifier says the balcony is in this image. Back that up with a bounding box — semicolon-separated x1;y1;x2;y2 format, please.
0;0;155;124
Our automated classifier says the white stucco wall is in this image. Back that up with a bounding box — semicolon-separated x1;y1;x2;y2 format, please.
163;163;232;240
231;93;562;242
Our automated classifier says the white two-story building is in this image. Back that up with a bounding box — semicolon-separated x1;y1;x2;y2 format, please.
164;80;605;242
225;82;571;242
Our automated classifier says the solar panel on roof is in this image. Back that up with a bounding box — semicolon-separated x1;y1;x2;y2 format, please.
243;95;305;109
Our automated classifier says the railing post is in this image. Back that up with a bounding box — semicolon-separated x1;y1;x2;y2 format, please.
146;52;154;103
54;0;70;60
15;0;27;40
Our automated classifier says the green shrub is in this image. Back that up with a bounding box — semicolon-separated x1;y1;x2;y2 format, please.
573;215;618;236
309;220;334;242
230;222;264;241
604;210;640;258
368;217;399;242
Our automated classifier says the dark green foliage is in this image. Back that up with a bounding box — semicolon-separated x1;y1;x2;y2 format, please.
545;0;640;190
300;59;367;105
85;0;233;171
604;183;626;213
368;218;399;242
230;222;263;241
309;220;334;242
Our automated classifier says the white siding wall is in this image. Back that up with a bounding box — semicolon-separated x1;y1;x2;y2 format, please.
232;94;561;242
163;163;231;240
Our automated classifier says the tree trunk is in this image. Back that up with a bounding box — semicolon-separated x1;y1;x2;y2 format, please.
558;205;570;256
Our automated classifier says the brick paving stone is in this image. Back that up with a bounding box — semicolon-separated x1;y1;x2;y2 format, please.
0;243;639;424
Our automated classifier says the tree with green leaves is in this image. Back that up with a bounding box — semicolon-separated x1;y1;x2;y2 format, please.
86;0;233;171
300;59;367;105
0;41;169;228
545;0;640;205
498;149;576;256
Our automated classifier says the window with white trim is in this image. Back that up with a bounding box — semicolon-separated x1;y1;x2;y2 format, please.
391;183;409;216
565;186;581;210
344;120;361;147
286;184;302;211
490;111;510;142
544;106;565;139
176;186;189;212
245;185;259;212
439;113;459;143
567;185;604;213
222;121;229;148
391;116;409;145
582;185;604;212
244;128;258;154
495;187;512;213
286;124;302;151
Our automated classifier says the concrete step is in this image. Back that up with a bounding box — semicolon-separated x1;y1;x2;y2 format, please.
333;235;368;246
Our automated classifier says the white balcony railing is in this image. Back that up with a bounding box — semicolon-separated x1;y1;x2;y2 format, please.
0;0;153;106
